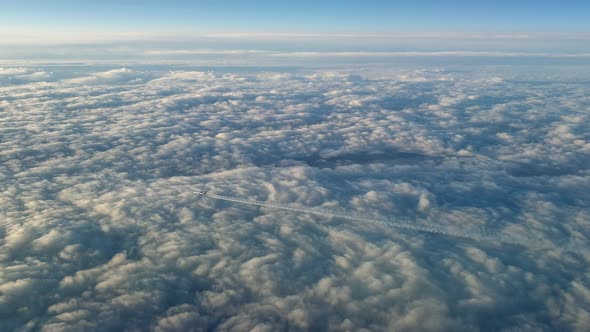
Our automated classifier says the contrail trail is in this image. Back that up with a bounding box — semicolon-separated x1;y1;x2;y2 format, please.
198;191;542;249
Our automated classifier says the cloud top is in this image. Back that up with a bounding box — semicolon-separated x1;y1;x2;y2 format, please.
1;64;589;331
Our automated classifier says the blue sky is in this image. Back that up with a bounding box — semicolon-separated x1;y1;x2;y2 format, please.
3;0;590;33
1;0;590;57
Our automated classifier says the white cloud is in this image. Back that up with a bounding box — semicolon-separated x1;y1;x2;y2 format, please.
64;68;142;84
0;67;52;85
0;68;31;76
2;29;589;44
144;49;269;56
269;51;590;58
0;64;589;331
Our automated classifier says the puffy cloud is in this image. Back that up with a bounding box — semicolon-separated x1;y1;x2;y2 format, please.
0;67;52;85
0;68;31;76
64;68;145;85
0;64;589;331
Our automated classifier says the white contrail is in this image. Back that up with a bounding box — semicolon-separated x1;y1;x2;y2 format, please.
199;192;538;248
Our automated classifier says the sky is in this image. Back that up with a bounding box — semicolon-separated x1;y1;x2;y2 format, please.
2;0;590;36
1;1;590;60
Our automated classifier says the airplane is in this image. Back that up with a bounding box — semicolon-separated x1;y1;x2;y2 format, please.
197;190;207;195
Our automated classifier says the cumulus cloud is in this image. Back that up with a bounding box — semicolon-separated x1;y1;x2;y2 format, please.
0;64;589;331
0;67;53;85
64;68;145;85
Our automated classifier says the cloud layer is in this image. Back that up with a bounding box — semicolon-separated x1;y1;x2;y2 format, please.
1;64;589;331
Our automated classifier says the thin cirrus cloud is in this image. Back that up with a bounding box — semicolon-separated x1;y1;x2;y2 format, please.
1;64;589;330
1;30;590;49
2;31;590;64
143;49;590;57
